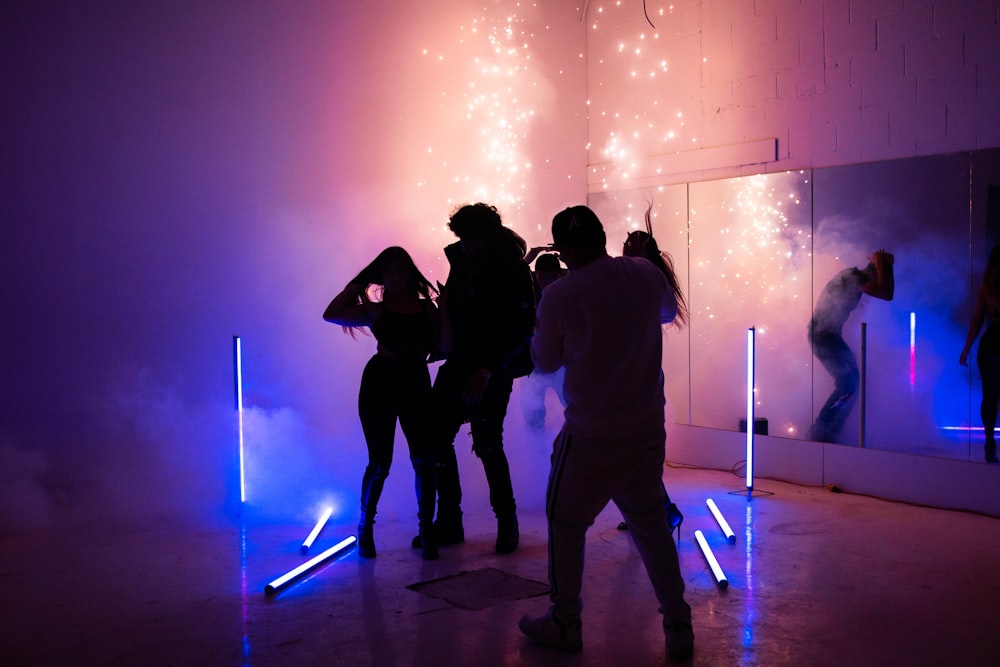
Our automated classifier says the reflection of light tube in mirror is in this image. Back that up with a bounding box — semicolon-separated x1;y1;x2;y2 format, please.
859;322;867;448
301;507;334;554
706;498;736;543
746;327;755;493
234;335;246;503
264;536;357;595
694;530;729;589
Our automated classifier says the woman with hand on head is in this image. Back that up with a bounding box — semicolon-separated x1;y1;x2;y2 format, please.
324;246;443;559
620;203;689;537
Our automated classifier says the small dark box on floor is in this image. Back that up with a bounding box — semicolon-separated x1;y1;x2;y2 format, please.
739;418;769;435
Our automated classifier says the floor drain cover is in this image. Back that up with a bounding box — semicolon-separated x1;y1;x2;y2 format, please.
407;567;548;610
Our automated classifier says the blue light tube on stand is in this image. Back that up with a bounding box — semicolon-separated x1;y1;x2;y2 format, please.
234;335;246;504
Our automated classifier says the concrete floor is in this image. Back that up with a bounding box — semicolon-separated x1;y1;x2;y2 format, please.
3;464;999;667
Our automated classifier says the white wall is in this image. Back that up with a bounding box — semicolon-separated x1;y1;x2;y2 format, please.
585;0;1000;188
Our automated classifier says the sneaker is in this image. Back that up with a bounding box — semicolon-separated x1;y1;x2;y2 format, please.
664;619;694;661
519;611;583;652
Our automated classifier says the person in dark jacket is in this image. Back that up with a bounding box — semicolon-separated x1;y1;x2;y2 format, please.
419;202;536;554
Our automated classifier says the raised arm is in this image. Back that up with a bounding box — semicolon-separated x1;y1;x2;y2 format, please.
323;283;376;327
863;249;895;301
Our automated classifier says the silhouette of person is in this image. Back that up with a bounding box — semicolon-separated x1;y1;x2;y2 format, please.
809;249;894;443
519;251;567;430
421;203;536;554
620;204;689;536
323;246;441;560
520;206;693;660
960;244;1000;463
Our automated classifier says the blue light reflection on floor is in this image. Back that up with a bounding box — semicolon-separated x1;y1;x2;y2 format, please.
741;503;756;661
241;523;251;666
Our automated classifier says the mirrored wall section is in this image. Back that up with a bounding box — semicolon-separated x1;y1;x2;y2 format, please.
687;172;814;439
588;151;1000;462
811;154;971;459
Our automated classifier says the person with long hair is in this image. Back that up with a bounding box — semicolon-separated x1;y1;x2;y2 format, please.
323;246;441;560
960;244;1000;463
621;203;688;537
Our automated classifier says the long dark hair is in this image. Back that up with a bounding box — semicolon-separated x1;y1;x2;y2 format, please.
341;246;436;337
347;246;436;302
623;203;689;329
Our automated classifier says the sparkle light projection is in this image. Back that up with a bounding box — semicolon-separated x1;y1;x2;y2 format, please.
264;536;357;596
689;172;811;437
706;498;736;543
585;2;693;191
420;5;552;229
233;335;246;504
301;506;334;554
693;529;728;589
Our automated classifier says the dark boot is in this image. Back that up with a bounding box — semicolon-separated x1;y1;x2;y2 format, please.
987;439;999;463
358;464;387;558
477;445;517;552
495;514;519;554
414;461;438;560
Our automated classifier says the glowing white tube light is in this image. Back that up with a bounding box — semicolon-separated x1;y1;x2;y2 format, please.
706;498;736;544
234;335;246;503
301;507;334;554
264;536;357;595
694;530;728;590
909;311;916;387
746;327;755;493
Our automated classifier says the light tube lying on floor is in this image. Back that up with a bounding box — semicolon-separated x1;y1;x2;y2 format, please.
301;507;334;554
694;529;729;590
264;536;357;595
706;498;736;543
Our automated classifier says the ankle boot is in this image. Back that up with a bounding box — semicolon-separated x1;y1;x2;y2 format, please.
414;461;439;559
495;514;519;554
358;521;376;558
358;464;387;559
987;440;999;463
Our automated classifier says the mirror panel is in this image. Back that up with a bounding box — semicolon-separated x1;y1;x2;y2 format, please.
811;154;970;458
687;172;814;437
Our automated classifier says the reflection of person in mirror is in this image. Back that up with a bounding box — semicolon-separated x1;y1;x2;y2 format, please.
519;249;567;430
959;245;1000;463
808;249;894;443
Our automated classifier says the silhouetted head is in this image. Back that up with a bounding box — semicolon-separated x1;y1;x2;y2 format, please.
353;246;434;299
623;230;661;259
448;203;503;256
534;252;565;290
551;206;606;269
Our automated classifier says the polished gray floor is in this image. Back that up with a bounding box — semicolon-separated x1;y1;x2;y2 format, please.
4;464;998;666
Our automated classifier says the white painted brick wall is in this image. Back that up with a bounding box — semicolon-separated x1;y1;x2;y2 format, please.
585;0;1000;185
